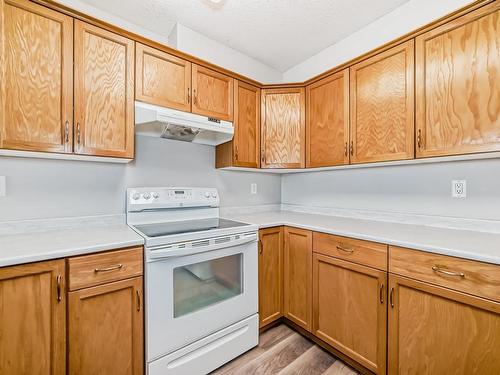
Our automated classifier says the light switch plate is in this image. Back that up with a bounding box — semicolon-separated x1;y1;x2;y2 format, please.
251;183;257;195
452;180;466;198
0;176;5;197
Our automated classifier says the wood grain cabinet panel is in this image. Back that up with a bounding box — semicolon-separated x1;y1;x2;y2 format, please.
283;227;312;331
216;81;260;168
350;41;415;163
388;275;500;375
74;21;135;158
0;0;73;153
261;88;306;168
0;259;66;375
313;254;387;375
192;64;233;121
258;227;283;328
135;43;191;112
68;277;143;375
306;69;350;167
416;3;500;158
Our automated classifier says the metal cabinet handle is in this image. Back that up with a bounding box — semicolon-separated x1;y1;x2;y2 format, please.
94;264;123;273
389;287;394;308
136;289;141;312
417;129;422;149
235;145;239;161
336;245;354;254
193;89;197;105
56;274;62;302
187;88;191;104
349;141;354;156
379;283;384;304
432;265;465;278
344;142;348;157
259;240;263;255
64;121;69;143
76;122;81;145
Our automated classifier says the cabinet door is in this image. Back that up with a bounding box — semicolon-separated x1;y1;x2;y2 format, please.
388;275;500;375
192;64;233;121
0;259;66;375
135;43;191;112
74;21;135;158
313;253;387;375
259;227;283;328
416;4;500;158
261;88;306;168
306;69;350;167
69;277;143;375
0;0;73;153
350;41;414;163
283;227;312;331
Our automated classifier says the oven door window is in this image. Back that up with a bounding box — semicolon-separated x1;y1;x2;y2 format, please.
173;254;243;318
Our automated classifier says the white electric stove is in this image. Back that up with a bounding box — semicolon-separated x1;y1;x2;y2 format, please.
126;187;259;375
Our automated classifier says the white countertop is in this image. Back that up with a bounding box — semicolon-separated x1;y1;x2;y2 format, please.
224;210;500;265
0;223;144;267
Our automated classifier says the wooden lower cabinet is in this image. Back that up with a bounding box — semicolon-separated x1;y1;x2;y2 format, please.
313;253;387;375
68;276;144;375
0;259;66;375
283;227;312;331
258;227;284;328
388;275;500;374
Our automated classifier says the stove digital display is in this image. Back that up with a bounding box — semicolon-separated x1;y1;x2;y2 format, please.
174;190;185;195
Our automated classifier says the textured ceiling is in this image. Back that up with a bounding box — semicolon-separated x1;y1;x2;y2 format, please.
76;0;410;72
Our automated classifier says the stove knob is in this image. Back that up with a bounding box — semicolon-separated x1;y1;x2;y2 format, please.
204;192;210;198
143;193;151;200
152;192;160;199
211;192;217;198
132;193;141;200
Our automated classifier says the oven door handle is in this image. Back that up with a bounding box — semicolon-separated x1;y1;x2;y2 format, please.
148;232;258;259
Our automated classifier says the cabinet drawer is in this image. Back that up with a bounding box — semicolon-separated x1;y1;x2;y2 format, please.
68;247;143;291
389;246;500;302
313;232;387;271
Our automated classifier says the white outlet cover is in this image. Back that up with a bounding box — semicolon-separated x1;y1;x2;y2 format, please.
0;176;5;197
250;183;257;195
452;180;466;198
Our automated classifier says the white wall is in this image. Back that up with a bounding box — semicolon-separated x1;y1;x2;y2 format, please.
0;137;281;222
169;23;282;83
283;0;472;82
282;159;500;221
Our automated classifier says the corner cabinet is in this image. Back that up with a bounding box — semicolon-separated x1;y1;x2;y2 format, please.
306;69;350;167
0;0;74;153
258;227;283;328
0;259;66;375
350;41;415;163
415;3;500;158
216;81;261;168
261;88;306;168
283;227;312;331
74;21;135;158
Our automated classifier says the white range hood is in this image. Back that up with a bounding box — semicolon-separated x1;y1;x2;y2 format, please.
135;101;234;146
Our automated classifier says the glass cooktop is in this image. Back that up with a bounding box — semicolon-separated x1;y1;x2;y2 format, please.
134;218;249;238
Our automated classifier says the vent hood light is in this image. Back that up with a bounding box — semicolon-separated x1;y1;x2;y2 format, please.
135;101;233;146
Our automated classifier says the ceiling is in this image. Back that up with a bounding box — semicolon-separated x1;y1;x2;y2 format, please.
76;0;410;72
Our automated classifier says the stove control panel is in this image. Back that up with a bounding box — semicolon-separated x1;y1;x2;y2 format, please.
127;187;219;211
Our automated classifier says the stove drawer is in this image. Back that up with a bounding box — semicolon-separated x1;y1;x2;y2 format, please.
68;246;143;291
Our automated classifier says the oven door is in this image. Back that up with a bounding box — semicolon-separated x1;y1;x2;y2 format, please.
145;233;258;361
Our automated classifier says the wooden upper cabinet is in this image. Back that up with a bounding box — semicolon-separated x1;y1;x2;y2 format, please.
313;254;387;375
259;227;284;328
74;21;135;158
350;41;415;163
69;277;143;375
0;0;73;153
135;43;192;112
283;227;312;331
0;259;66;375
306;69;350;167
416;3;500;158
388;275;500;374
261;88;306;168
192;64;233;121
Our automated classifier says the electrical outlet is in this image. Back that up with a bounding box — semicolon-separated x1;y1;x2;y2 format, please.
0;176;5;197
250;183;258;195
452;180;466;198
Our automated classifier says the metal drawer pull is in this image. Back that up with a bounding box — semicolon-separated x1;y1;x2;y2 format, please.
336;245;354;254
94;264;123;273
432;265;465;278
136;290;141;311
56;274;62;302
389;287;394;308
379;283;384;304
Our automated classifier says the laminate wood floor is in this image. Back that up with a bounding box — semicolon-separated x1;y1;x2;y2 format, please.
212;325;360;375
